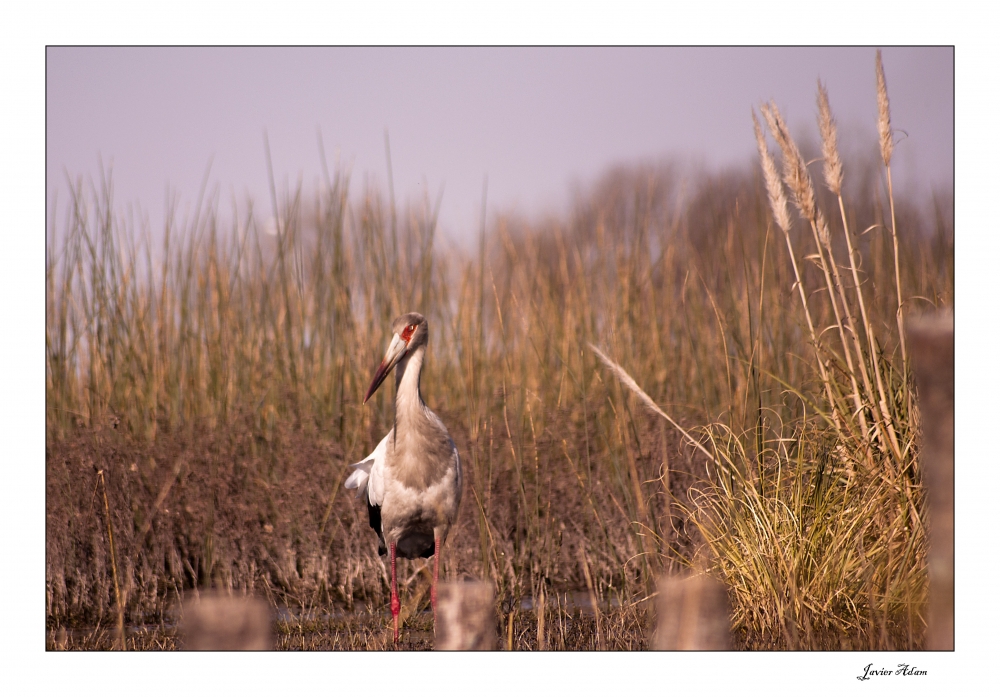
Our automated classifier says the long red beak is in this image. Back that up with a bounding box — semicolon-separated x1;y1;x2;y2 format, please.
364;359;393;403
363;333;409;404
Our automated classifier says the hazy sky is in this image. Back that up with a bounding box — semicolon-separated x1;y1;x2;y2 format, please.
47;46;952;244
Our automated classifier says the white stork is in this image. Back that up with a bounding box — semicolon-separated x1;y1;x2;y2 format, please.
345;312;462;643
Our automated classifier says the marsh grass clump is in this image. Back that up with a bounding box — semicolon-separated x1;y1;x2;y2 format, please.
46;53;950;649
596;58;939;649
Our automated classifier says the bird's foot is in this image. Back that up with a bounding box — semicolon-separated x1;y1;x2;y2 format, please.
391;594;401;644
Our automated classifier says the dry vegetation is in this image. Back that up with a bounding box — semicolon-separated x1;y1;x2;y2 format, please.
46;55;952;650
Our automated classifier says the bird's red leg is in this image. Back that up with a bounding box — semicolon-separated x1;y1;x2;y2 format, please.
432;536;441;627
390;541;400;644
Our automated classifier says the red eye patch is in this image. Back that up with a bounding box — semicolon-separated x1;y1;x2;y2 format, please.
400;324;416;342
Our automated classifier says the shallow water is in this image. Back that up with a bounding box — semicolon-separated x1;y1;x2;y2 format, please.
48;590;637;651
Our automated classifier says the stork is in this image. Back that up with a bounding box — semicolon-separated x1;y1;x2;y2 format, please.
345;312;462;643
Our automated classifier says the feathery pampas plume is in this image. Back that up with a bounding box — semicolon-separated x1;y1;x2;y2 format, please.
760;101;817;225
876;50;894;166
815;207;832;246
752;110;792;233
817;82;844;196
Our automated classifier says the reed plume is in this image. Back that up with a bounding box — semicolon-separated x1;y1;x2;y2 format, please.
759;101;816;224
876;50;894;167
752;110;791;234
816;82;843;197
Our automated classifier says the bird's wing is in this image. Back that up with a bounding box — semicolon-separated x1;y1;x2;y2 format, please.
344;431;390;505
367;434;387;505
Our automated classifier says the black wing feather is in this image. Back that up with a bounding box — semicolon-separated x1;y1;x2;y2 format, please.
365;492;387;556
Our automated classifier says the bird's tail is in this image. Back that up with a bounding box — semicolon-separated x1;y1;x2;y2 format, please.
344;459;373;498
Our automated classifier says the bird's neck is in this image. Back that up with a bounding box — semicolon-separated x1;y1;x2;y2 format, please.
394;344;426;427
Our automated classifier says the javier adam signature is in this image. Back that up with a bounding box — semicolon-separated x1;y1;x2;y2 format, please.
858;663;928;681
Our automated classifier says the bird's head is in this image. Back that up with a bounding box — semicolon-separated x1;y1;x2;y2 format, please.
363;312;428;404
